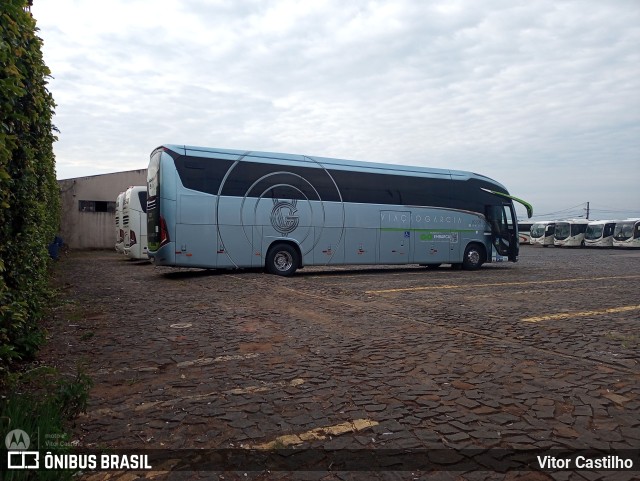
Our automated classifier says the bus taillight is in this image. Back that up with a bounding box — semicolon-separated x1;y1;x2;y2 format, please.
160;216;170;247
130;230;137;246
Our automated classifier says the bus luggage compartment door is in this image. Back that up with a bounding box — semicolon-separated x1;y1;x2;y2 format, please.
175;223;218;268
379;211;411;264
415;230;452;264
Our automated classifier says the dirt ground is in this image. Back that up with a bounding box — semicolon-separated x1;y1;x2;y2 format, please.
37;246;640;481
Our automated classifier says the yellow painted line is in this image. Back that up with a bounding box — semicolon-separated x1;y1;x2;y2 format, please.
365;275;640;294
522;305;640;323
253;419;379;449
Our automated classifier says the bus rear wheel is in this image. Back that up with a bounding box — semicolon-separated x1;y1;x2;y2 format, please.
462;244;485;270
266;243;299;277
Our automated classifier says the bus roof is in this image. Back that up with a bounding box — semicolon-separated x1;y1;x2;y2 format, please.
555;219;590;224
157;144;509;192
587;219;618;225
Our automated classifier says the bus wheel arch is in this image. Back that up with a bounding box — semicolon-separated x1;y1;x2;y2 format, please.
462;242;486;270
265;241;301;276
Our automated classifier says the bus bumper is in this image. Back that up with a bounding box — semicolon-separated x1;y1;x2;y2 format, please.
148;243;176;266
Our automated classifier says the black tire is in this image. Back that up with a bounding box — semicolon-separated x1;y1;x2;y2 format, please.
462;244;484;270
266;243;299;276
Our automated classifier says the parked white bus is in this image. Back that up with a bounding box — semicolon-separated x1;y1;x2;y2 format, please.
123;186;149;259
146;145;532;275
612;218;640;248
517;222;533;244
553;219;589;247
584;220;617;248
115;191;125;253
529;221;556;247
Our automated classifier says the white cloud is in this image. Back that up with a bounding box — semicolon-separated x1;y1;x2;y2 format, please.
32;0;640;218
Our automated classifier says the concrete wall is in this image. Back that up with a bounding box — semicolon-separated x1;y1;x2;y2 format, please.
59;169;148;249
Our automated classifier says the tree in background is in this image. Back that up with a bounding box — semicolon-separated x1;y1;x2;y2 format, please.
0;0;60;369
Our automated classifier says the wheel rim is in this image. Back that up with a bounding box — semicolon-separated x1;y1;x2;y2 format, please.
466;249;480;266
274;251;293;271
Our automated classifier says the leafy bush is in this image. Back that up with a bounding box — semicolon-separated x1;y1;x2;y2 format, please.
0;1;60;369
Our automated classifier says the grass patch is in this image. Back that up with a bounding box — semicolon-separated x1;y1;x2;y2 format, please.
1;367;92;480
604;331;640;349
79;331;95;341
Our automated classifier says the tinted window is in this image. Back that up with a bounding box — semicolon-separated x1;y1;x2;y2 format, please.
221;162;340;201
175;155;235;195
138;191;148;213
330;172;505;211
147;151;162;251
79;200;116;213
604;223;615;237
176;156;508;213
518;223;533;232
571;224;587;235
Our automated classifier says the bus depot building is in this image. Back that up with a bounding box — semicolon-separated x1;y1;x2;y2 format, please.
58;169;147;249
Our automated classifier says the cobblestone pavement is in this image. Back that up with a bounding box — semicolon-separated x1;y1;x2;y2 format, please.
41;246;640;481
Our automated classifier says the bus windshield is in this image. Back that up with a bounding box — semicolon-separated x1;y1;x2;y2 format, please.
555;223;570;240
585;225;603;240
530;223;547;238
614;222;635;241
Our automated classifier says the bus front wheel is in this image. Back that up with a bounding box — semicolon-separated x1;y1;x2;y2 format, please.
462;244;485;270
266;243;299;277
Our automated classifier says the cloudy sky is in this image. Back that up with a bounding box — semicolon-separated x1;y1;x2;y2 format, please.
32;0;639;220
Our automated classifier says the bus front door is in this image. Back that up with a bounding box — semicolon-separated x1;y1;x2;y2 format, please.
486;205;518;262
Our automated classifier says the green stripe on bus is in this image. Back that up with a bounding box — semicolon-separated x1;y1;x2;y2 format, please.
380;228;479;233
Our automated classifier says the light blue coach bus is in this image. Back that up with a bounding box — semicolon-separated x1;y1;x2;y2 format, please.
146;145;532;276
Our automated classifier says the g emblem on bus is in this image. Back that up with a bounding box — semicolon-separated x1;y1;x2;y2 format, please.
271;199;299;235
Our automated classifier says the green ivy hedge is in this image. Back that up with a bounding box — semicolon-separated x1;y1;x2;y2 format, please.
0;0;60;369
